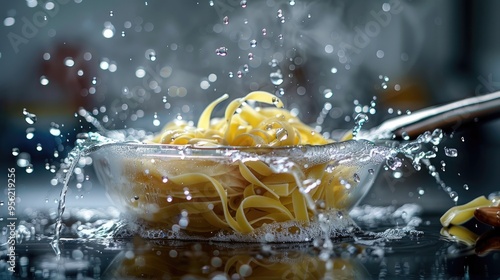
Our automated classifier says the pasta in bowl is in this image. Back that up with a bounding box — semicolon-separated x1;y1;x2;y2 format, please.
92;92;388;241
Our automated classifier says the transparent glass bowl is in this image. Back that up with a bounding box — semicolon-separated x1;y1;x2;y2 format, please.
92;140;386;239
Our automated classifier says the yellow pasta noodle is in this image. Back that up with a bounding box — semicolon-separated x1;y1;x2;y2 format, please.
120;91;357;236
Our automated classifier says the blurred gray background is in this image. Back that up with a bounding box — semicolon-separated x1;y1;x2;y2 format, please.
1;0;499;214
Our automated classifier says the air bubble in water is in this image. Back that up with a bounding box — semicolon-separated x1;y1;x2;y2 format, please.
23;108;37;124
444;147;458;157
215;47;228;56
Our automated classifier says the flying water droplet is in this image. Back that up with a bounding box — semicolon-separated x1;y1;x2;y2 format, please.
40;75;49;85
270;70;283;85
153;112;160;126
248;52;253;60
23;108;37;124
145;49;156;61
223;16;229;24
12;148;19;156
215;47;228;56
240;0;247;8
250;39;257;48
262;28;267;36
277;9;285;23
49;122;61;136
444;147;458;157
26;127;35;139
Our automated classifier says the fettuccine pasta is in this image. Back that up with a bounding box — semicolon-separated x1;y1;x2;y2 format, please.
120;91;356;236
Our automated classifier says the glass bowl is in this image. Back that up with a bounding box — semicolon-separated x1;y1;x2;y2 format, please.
91;140;387;241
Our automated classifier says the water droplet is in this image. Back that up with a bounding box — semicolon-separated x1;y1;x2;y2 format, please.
236;71;243;78
109;10;113;16
386;157;402;171
449;191;459;203
40;75;49;86
102;22;115;38
270;70;283;86
223;16;229;24
240;0;247;8
430;129;444;145
12;148;19;156
215;47;228;56
145;49;156;61
323;89;333;99
36;143;42;151
248;52;254;60
228;71;233;78
289;0;296;5
417;187;425;196
23;108;37;124
331;67;338;74
368;168;375;175
26;164;34;174
209;0;214;6
401;131;410;140
463;184;469;190
49;122;61;136
153;112;161;127
392;171;403;178
444;147;458;157
353;173;360;183
242;64;249;72
262;28;267;36
250;39;257;48
277;9;285;23
26;127;35;139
